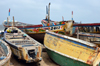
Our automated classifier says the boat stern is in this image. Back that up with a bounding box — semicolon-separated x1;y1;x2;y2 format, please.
21;45;42;63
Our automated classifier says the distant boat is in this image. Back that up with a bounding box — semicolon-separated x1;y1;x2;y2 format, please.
0;39;11;66
44;21;100;66
73;23;100;33
74;32;100;46
4;27;42;63
73;23;100;47
3;19;73;43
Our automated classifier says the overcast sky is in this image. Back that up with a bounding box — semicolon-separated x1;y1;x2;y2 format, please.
0;0;100;25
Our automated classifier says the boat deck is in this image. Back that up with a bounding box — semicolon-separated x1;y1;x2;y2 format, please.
5;33;36;47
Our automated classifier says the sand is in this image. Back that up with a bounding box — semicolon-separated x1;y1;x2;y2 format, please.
10;52;59;66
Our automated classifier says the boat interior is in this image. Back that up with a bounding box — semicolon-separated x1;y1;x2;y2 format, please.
0;40;8;60
0;45;6;57
5;27;38;47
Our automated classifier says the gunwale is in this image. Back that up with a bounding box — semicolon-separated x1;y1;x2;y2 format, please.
46;30;97;47
0;39;11;66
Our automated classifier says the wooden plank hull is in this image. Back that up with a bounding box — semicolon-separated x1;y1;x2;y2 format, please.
0;40;11;66
46;48;90;66
44;31;100;66
4;27;42;63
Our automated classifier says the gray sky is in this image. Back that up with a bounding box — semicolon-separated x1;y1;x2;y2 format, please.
0;0;100;25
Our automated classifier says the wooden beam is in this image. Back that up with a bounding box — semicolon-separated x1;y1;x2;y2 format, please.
12;16;15;27
48;3;51;23
7;17;9;26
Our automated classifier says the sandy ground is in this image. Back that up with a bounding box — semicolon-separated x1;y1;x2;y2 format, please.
10;52;59;66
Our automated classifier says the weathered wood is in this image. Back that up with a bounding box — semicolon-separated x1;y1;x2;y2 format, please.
4;27;42;63
12;16;15;27
7;17;9;26
48;3;50;23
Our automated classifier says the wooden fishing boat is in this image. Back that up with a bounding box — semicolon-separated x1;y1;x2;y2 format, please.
0;39;11;66
4;27;42;63
3;19;72;43
44;30;100;66
73;23;100;33
74;32;100;46
73;23;100;47
44;21;100;66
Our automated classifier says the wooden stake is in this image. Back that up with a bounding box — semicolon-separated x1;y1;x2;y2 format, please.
77;27;79;39
48;3;50;23
13;16;15;27
7;17;9;26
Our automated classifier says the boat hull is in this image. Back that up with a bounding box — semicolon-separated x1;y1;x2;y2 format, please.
4;37;42;63
4;27;42;63
0;40;11;66
28;33;45;44
46;48;90;66
1;59;10;66
44;31;100;66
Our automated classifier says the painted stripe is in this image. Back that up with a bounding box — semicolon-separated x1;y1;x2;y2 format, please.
9;12;10;16
73;24;100;27
47;33;95;50
72;18;73;20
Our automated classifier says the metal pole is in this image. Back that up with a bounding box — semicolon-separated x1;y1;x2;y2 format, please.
48;3;50;23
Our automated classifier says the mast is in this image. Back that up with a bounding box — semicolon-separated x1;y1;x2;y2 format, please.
48;3;51;23
62;16;64;21
72;11;73;21
8;8;10;22
46;6;48;19
7;17;9;26
12;16;15;27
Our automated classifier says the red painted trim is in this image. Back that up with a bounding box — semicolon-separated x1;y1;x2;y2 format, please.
4;22;100;29
4;24;43;28
73;23;100;26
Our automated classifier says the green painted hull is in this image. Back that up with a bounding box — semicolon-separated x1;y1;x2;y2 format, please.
46;48;91;66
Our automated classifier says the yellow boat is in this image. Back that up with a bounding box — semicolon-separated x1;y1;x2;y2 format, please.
4;27;42;63
44;21;100;66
